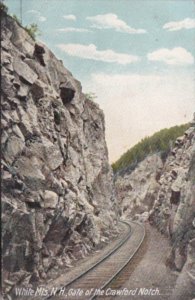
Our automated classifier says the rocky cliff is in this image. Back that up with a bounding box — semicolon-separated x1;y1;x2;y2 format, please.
115;118;195;298
115;154;163;220
148;121;195;299
1;12;119;291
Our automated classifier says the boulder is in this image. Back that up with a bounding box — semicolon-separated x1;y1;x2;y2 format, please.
44;191;58;209
13;156;45;182
30;79;45;101
13;57;38;85
3;135;25;164
17;83;30;99
41;138;64;170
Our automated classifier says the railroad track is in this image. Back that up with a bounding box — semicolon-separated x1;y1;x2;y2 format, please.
44;221;145;300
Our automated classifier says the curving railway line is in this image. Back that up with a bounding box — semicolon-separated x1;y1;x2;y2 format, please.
44;221;145;300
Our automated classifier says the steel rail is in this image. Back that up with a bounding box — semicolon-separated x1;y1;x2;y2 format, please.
45;220;132;300
90;221;146;300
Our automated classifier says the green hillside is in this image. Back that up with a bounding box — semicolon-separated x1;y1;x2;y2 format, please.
112;123;189;173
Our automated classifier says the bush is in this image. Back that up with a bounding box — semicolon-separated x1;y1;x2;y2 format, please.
0;1;8;13
112;123;190;173
25;23;40;41
3;5;40;41
12;14;21;25
85;92;97;101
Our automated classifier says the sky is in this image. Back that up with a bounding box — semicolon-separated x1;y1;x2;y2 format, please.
5;0;195;162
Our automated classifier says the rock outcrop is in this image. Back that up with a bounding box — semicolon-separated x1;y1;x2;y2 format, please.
115;118;195;298
149;122;195;266
149;119;195;299
115;154;163;220
1;12;119;292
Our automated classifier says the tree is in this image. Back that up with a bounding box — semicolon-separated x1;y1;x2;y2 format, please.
112;123;189;173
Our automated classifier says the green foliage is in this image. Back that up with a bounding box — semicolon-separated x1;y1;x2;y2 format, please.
112;123;190;173
85;92;97;101
3;3;40;41
12;14;21;25
25;23;40;41
0;1;8;13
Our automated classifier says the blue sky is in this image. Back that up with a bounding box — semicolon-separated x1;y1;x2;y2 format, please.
5;0;195;161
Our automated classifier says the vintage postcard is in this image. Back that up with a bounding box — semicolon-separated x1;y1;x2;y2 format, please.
1;0;195;299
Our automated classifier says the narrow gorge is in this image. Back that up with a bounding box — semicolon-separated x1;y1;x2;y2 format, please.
1;6;195;300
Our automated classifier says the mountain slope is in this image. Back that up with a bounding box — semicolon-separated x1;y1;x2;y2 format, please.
112;124;189;174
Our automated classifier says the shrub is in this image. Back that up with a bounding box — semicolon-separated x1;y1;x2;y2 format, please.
0;1;8;13
25;23;40;41
85;92;97;101
12;14;21;25
3;4;40;41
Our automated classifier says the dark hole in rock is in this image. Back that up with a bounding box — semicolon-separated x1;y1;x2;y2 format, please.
78;176;83;184
19;75;32;86
155;171;162;181
20;54;26;61
34;43;46;67
123;205;128;212
18;96;27;102
2;232;12;254
92;122;99;130
29;272;40;283
52;102;57;109
94;208;100;216
25;255;34;272
14;179;25;190
13;82;20;89
26;201;42;209
60;87;75;104
3;255;20;272
170;190;180;205
75;216;87;234
2;179;16;193
42;245;50;257
171;170;178;178
54;110;61;125
43;216;69;244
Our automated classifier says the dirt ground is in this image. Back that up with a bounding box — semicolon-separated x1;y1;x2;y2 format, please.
108;222;178;300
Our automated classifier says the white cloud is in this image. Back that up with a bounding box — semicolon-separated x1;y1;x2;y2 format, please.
26;10;46;22
147;47;194;66
63;14;76;21
163;18;195;31
83;72;194;162
27;10;40;15
38;16;47;22
57;43;140;65
86;13;146;34
56;27;91;33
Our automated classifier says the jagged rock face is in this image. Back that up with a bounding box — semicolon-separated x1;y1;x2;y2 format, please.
147;123;195;296
115;120;195;296
170;238;195;300
1;13;118;288
149;125;195;263
168;151;195;299
115;154;163;220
